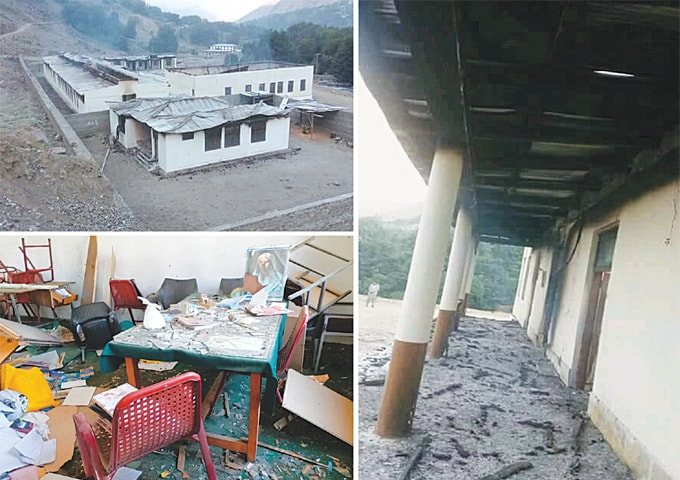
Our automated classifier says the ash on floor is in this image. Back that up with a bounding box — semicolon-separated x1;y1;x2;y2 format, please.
359;315;634;480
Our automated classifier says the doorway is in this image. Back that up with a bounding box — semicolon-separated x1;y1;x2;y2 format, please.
576;226;618;389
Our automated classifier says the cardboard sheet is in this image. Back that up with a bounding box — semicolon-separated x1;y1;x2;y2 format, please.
43;406;78;473
62;387;96;406
282;369;353;445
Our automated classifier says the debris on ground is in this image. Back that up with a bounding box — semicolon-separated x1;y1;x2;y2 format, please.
359;314;635;479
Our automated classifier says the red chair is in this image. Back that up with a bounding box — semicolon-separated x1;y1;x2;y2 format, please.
276;306;309;403
73;372;217;480
109;279;146;322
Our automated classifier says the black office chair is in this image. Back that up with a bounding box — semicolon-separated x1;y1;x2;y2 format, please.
69;302;122;362
219;277;243;297
147;278;198;309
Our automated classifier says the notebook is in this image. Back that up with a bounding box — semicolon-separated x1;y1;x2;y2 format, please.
92;383;138;417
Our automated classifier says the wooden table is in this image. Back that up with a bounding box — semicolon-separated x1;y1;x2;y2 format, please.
102;300;285;462
0;281;76;323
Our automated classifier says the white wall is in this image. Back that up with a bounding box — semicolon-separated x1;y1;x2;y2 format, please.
43;65;169;114
588;180;680;479
82;81;169;114
158;117;290;173
0;234;318;316
166;66;314;99
512;180;680;479
512;246;553;345
545;223;598;383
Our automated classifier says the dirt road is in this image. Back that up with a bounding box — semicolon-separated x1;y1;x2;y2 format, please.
358;298;634;479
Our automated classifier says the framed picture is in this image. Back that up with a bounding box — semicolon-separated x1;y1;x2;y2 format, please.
244;245;291;301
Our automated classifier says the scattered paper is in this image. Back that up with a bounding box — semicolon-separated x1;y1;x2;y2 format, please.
138;360;178;372
42;474;80;480
14;429;56;465
248;288;268;307
111;466;142;480
19;351;63;370
4;464;39;480
0;427;25;473
62;387;96;406
59;379;86;389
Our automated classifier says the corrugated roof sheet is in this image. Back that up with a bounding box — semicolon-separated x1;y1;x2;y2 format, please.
284;99;344;113
43;53;167;93
110;96;290;133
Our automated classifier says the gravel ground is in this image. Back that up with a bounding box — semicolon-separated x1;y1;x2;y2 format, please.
358;297;634;480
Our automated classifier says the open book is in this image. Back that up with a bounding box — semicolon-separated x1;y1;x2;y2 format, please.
92;383;138;417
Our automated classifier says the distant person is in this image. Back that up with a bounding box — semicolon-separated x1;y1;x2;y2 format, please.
367;282;380;307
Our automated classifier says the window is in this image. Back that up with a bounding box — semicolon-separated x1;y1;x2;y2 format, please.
122;93;136;101
300;79;306;91
259;83;265;91
117;115;126;134
251;121;266;143
191;89;195;96
269;82;275;93
287;80;294;93
224;86;232;95
245;84;252;92
181;132;194;141
276;81;283;93
224;124;240;147
204;126;221;151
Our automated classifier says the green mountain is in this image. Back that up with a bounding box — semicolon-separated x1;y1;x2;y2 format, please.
238;0;353;29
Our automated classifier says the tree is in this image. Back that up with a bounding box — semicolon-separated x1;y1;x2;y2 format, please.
270;30;293;62
328;35;352;83
123;17;138;39
188;23;218;46
149;25;178;53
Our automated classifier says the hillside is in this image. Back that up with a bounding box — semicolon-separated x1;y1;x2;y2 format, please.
238;0;353;29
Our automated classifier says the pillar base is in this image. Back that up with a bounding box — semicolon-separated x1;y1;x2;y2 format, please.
430;309;456;358
374;340;428;437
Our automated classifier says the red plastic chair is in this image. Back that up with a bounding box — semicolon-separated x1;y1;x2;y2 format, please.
73;372;217;480
276;306;309;403
109;279;146;322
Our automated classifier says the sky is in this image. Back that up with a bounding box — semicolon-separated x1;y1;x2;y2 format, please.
357;75;426;217
144;0;278;22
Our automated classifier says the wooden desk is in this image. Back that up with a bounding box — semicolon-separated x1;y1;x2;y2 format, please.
102;302;284;462
0;281;76;323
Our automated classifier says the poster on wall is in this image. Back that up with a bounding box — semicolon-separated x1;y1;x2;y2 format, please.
244;245;291;302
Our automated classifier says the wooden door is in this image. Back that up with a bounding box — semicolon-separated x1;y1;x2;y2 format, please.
576;228;617;389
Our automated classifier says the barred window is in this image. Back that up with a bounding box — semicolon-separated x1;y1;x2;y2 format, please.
251;121;266;143
276;81;283;93
182;132;194;141
204;126;221;151
287;80;294;92
300;79;306;91
224;124;240;148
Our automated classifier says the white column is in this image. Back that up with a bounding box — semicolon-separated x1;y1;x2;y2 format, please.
375;146;464;437
430;207;471;357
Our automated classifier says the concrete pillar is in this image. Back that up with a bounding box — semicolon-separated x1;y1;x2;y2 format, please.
458;242;477;323
374;146;464;438
430;207;472;358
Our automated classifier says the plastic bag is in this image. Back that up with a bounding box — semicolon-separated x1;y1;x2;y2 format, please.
0;388;28;421
0;364;57;412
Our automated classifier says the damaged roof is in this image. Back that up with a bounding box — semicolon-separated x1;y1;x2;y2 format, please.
284;99;344;113
110;96;290;133
360;0;680;246
43;53;167;93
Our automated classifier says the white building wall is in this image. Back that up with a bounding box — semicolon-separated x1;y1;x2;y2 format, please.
544;224;598;382
0;234;309;314
43;64;169;114
166;66;314;99
513;246;554;345
513;247;535;327
512;180;680;480
587;180;680;480
158;117;290;173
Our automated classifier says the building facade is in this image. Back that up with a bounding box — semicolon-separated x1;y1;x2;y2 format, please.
513;177;680;480
166;63;313;100
42;54;169;114
109;96;291;173
103;54;177;71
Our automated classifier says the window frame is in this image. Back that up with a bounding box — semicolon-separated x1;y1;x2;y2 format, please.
250;121;266;143
181;132;194;141
204;126;222;151
224;124;240;148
